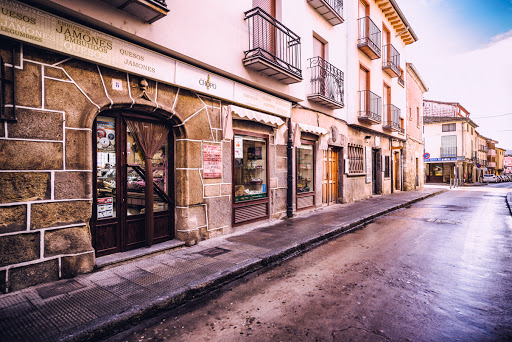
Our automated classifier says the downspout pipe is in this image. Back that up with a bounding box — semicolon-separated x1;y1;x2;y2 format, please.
287;118;294;218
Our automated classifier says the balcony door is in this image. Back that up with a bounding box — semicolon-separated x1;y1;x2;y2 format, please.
359;65;369;112
383;26;390;62
313;36;326;96
93;113;174;257
383;83;391;122
359;0;369;18
253;0;276;59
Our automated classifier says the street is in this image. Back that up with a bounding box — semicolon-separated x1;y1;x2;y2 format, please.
109;183;512;342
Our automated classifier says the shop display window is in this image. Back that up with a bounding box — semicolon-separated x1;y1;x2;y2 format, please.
234;134;267;202
96;116;117;219
297;144;314;193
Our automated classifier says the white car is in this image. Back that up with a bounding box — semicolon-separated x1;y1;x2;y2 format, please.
482;174;498;183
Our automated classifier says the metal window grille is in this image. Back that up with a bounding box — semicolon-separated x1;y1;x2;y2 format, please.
348;144;364;173
441;135;457;157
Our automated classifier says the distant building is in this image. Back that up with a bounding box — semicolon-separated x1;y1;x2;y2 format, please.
496;148;506;175
423;100;470;118
404;63;428;190
423;116;478;183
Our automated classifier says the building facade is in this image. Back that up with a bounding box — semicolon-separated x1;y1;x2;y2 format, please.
423;116;478;183
0;0;419;292
496;147;505;175
403;62;427;190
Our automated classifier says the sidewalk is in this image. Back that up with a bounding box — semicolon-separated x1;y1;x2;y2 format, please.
0;187;446;342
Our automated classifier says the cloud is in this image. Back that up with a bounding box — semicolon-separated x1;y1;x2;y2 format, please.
489;28;512;44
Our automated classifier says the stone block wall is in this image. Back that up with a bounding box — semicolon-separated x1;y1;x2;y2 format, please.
0;42;95;293
403;138;425;191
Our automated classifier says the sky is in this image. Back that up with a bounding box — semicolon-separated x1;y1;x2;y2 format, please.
398;0;512;150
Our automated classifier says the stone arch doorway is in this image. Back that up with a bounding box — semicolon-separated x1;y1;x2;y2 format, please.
91;109;178;257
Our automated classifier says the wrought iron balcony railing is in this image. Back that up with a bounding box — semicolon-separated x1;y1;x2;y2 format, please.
441;146;457;158
307;0;344;25
307;56;344;108
382;104;401;131
243;7;302;84
357;16;381;59
398;75;404;87
358;90;381;124
382;44;400;77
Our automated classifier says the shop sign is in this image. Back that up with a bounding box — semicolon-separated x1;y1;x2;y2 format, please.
0;0;175;83
175;62;234;101
97;197;113;218
0;0;293;118
203;144;222;178
234;83;291;118
234;137;243;159
425;157;463;162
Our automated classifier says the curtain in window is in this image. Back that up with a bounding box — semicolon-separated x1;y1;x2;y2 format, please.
124;118;170;246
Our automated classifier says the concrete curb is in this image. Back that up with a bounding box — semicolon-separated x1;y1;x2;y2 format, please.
506;192;512;216
60;189;447;342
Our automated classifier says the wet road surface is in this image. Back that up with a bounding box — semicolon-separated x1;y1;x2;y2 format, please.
109;184;512;342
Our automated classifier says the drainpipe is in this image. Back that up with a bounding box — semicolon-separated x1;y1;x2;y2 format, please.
286;118;294;218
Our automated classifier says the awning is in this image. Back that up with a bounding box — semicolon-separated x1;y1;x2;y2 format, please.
222;105;286;144
292;122;330;150
297;122;329;135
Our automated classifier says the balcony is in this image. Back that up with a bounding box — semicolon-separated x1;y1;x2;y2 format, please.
488;149;496;156
488;161;496;168
99;0;169;23
440;146;457;158
243;7;302;84
307;0;344;26
358;90;381;124
397;75;404;87
382;44;400;78
382;104;401;131
357;17;381;60
307;57;344;109
479;145;488;152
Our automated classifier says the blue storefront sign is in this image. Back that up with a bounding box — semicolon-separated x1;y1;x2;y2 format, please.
425;157;463;162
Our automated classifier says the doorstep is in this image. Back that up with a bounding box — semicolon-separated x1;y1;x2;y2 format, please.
95;239;186;270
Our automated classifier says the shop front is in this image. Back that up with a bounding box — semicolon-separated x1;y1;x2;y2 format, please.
93;112;174;257
0;0;294;292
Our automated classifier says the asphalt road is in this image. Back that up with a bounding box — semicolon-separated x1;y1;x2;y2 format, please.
110;183;512;342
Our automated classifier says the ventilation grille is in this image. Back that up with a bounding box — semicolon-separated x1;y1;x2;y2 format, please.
234;202;268;224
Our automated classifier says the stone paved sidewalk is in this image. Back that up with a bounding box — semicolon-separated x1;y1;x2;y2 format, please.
0;188;445;342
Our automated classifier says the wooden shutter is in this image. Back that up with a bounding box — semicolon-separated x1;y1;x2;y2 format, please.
253;0;275;16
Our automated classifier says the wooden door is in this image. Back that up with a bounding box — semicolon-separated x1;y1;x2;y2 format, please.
322;148;339;204
93;113;174;257
358;0;368;18
313;36;326;95
359;66;369;112
383;83;390;121
394;151;400;190
383;26;390;60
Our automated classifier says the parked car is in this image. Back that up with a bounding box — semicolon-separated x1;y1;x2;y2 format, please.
483;174;498;183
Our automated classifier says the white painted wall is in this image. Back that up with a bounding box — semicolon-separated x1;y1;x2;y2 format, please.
345;0;408;135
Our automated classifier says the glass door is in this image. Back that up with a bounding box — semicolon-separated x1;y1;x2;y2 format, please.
93;113;173;257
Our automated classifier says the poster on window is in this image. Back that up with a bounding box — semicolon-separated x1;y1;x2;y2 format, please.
97;197;114;218
97;121;115;153
203;144;222;178
234;137;243;159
